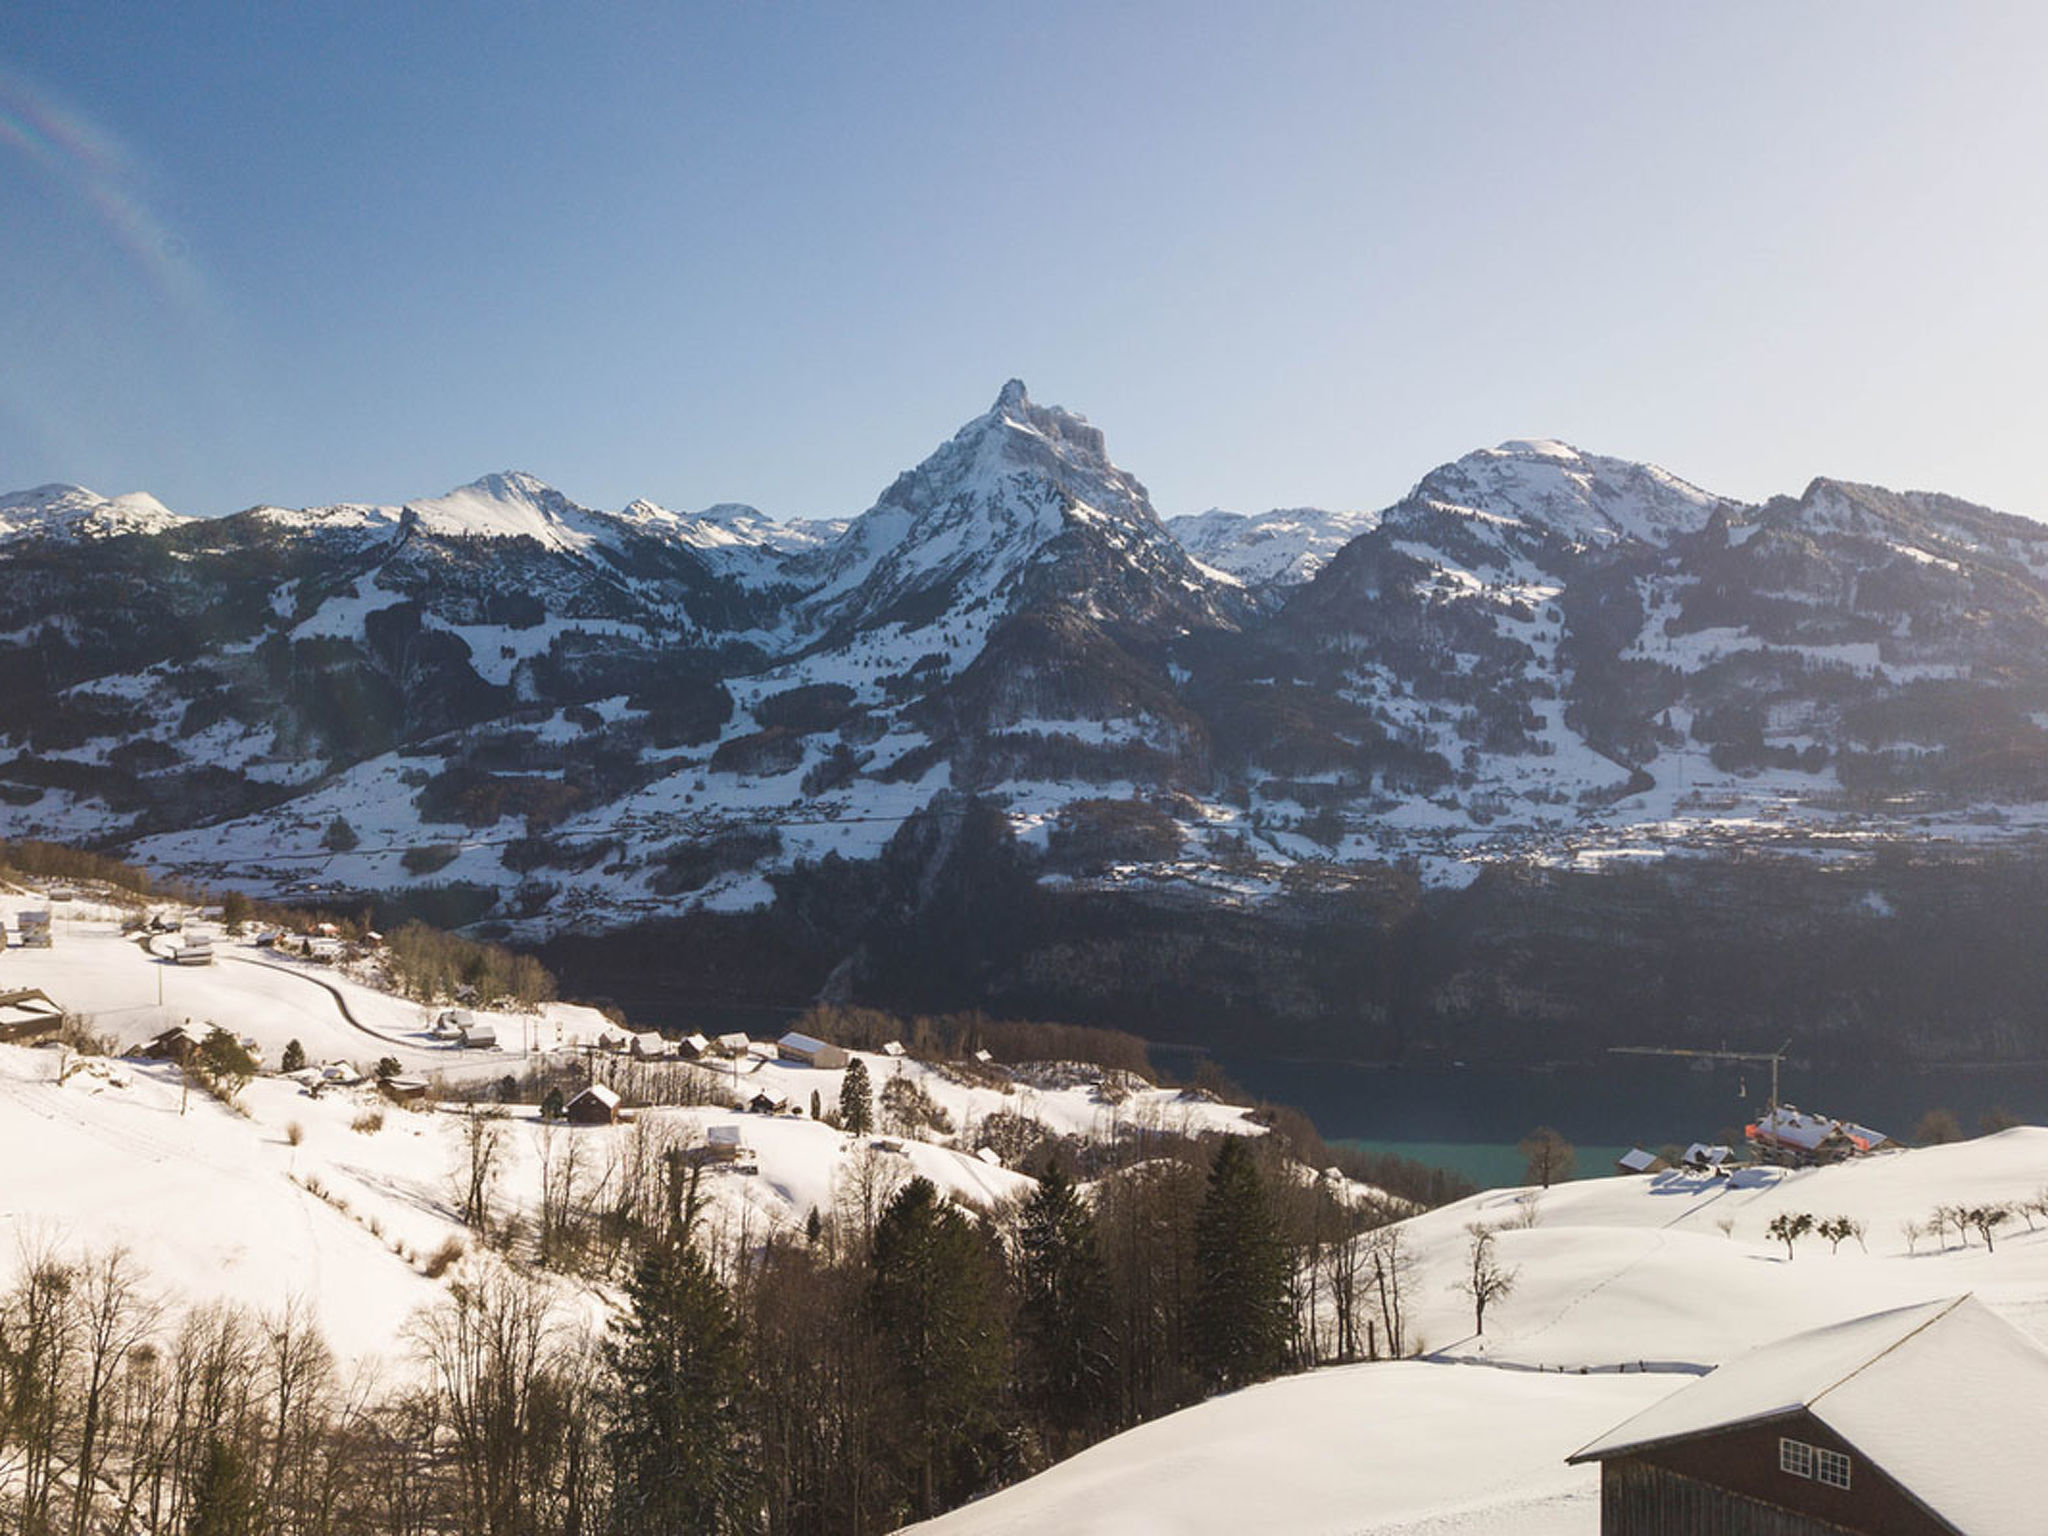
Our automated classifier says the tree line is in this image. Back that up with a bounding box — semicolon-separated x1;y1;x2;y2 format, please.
0;1124;1431;1535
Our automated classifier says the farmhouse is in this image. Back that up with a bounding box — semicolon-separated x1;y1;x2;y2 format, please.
711;1031;751;1058
0;988;64;1046
563;1084;621;1125
1569;1294;2048;1536
132;1024;202;1064
776;1030;849;1070
458;1018;498;1050
629;1031;670;1059
1747;1103;1894;1164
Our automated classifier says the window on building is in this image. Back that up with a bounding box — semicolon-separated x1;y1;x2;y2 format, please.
1816;1447;1852;1489
1780;1437;1815;1479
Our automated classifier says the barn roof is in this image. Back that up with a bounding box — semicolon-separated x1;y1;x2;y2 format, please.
569;1084;620;1109
1570;1295;2048;1535
778;1030;832;1054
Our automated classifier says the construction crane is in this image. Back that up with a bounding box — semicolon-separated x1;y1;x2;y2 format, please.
1607;1040;1792;1120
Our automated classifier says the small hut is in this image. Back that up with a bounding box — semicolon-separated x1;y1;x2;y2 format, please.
564;1084;622;1125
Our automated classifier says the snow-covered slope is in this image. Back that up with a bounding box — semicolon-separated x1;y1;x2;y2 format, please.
0;482;190;543
1167;505;1379;589
1402;438;1729;549
915;1134;2048;1535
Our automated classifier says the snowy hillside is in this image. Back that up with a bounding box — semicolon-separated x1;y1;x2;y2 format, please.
8;896;2047;1533
0;896;1264;1362
912;1133;2048;1535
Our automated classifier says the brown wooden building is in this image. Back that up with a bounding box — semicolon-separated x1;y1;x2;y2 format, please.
0;988;64;1046
1570;1294;2048;1535
563;1084;621;1125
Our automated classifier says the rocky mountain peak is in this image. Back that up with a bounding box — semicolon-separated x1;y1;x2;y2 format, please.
1400;438;1728;549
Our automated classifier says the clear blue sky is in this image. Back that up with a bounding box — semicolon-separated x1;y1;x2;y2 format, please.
5;3;2047;522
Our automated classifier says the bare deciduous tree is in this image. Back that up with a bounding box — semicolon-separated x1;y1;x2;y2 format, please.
1454;1223;1517;1337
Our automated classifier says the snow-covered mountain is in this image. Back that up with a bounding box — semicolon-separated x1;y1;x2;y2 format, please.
1167;505;1379;590
10;383;2048;1005
794;379;1233;644
0;482;191;543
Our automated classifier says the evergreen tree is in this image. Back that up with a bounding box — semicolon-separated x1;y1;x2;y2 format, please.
279;1038;306;1074
1191;1136;1290;1393
186;1436;263;1536
839;1057;874;1137
870;1177;1007;1520
541;1086;565;1120
1016;1161;1116;1453
604;1239;757;1535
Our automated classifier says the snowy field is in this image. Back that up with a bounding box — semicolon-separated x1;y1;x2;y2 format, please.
5;895;2047;1533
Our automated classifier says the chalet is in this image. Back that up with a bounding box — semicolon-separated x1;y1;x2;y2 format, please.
1747;1104;1894;1164
1682;1143;1736;1172
0;988;65;1046
629;1031;670;1059
678;1032;711;1059
459;1018;499;1050
431;1009;475;1040
380;1076;429;1104
711;1032;751;1058
1616;1148;1669;1176
133;1024;202;1064
776;1030;849;1070
174;935;215;966
748;1088;791;1115
18;911;52;948
563;1084;621;1125
306;936;345;962
1570;1294;2048;1536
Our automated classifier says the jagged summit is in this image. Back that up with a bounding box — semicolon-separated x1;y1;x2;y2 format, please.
796;380;1225;640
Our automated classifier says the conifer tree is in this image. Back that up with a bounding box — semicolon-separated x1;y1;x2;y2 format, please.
604;1237;756;1535
1017;1161;1116;1453
870;1177;1006;1520
1191;1136;1290;1392
279;1038;306;1074
839;1057;874;1137
186;1436;263;1536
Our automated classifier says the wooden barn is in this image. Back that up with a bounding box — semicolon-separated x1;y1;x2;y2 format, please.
775;1030;849;1070
563;1084;621;1125
1569;1294;2048;1535
0;988;64;1046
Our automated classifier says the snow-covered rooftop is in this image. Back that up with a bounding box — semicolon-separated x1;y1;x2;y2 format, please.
1572;1294;2048;1536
